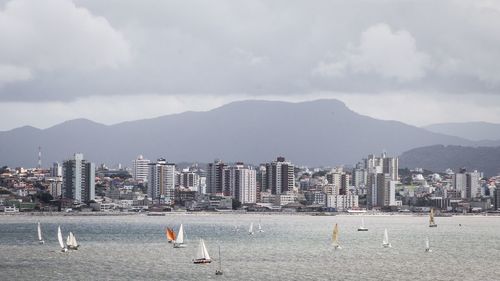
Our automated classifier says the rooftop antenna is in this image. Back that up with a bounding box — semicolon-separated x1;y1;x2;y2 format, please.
38;146;42;169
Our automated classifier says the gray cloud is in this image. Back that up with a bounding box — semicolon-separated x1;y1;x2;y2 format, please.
0;0;499;130
0;0;498;102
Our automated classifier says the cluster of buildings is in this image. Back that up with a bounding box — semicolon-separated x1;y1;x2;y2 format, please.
1;151;500;213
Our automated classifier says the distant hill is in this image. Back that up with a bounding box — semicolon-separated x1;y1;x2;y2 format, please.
399;145;500;177
424;122;500;141
0;99;481;168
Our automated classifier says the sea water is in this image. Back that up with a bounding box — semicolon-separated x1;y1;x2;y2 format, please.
0;214;498;281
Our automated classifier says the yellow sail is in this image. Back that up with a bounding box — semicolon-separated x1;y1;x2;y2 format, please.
429;208;437;227
332;224;339;245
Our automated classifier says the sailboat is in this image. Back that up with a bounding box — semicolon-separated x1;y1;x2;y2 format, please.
357;218;368;231
193;239;211;264
425;237;432;252
165;227;176;243
332;223;341;249
382;228;392;248
37;222;45;244
57;226;68;252
215;245;223;275
429;208;437;227
258;220;264;233
173;224;186;248
248;222;254;235
66;232;79;250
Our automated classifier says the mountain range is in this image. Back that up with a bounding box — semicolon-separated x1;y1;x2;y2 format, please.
0;99;497;168
399;145;500;177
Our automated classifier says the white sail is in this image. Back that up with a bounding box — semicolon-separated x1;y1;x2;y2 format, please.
361;218;365;228
69;232;78;247
37;222;42;241
175;224;184;244
383;228;390;246
202;240;211;260
249;222;254;234
425;237;430;250
196;239;210;260
258;223;263;232
66;234;71;246
57;226;65;249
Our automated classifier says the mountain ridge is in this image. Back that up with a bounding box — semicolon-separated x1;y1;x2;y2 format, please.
399;144;500;177
0;99;486;168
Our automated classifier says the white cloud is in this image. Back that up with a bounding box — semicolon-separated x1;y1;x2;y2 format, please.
232;48;268;66
0;64;32;84
0;0;130;84
314;23;431;82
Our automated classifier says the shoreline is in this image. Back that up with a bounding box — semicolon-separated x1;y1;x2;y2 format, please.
2;211;500;217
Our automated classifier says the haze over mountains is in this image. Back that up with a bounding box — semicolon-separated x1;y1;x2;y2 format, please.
0;99;496;168
423;122;500;142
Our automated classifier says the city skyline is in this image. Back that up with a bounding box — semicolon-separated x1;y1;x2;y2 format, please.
0;0;500;130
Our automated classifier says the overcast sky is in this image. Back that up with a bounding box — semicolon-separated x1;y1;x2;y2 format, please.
0;0;500;131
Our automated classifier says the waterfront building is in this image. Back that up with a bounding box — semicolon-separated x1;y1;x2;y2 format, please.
275;191;298;206
493;188;500;211
179;170;200;192
229;163;257;204
62;153;95;203
206;160;227;195
367;173;396;209
47;177;62;198
326;194;359;211
132;155;150;182
304;190;326;205
266;157;295;195
466;170;482;199
453;170;467;199
147;158;176;204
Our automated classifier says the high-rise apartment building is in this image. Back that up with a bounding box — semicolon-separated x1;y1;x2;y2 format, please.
51;162;62;177
364;153;398;181
494;188;500;211
180;170;200;192
132;155;150;182
147;158;176;204
266;157;295;195
229;163;257;204
62;153;95;203
367;173;395;209
206;160;228;195
466;170;481;199
453;171;467;199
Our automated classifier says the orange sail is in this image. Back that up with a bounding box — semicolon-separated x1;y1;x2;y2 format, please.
166;228;176;242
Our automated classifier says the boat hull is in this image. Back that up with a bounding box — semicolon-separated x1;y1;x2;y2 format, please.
215;270;223;275
357;228;368;231
173;243;186;248
429;224;437;228
193;259;212;264
68;246;79;250
382;244;392;248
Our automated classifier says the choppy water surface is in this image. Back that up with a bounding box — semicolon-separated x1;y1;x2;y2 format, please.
0;214;499;281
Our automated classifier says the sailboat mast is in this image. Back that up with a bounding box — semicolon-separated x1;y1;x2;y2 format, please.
218;245;222;270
